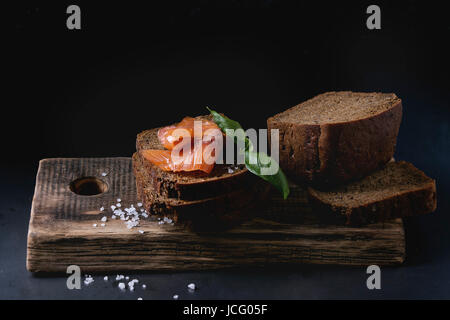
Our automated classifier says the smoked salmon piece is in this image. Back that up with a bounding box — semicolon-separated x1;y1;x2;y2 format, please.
142;117;222;174
157;117;221;150
141;140;216;174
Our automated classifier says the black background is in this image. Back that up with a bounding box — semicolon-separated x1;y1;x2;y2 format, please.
1;0;450;299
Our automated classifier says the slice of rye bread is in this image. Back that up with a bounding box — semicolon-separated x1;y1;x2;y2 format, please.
133;152;270;229
267;91;402;186
307;161;437;226
135;115;250;200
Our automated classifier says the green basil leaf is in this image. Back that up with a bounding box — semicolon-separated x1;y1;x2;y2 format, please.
245;150;290;200
207;107;290;199
206;107;243;131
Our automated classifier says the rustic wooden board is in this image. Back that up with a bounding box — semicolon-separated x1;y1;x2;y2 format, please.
27;158;405;273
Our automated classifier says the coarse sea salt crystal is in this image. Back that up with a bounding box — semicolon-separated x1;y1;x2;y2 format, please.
104;276;108;281
116;203;121;207
117;198;121;202
101;216;107;222
125;276;129;280
137;297;143;300
101;172;107;176
142;284;146;289
111;205;116;210
228;168;234;174
100;207;104;211
111;215;116;220
116;275;124;281
84;276;94;285
187;283;196;290
138;230;144;234
93;224;97;227
137;202;143;207
173;294;179;300
118;282;125;290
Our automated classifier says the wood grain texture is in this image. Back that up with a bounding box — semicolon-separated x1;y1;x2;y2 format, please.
27;158;405;273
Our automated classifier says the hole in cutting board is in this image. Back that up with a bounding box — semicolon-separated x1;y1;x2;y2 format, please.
70;177;108;196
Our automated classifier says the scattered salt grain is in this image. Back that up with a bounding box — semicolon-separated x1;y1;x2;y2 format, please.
173;294;179;300
163;217;173;224
118;282;125;290
227;168;234;174
116;203;121;207
125;276;130;280
142;284;146;289
100;207;104;211
101;216;107;222
104;276;108;281
117;198;121;202
137;202;143;207
101;172;107;176
100;223;105;227
111;205;116;211
111;215;116;220
116;275;124;281
128;279;139;291
137;297;143;300
84;276;94;285
138;230;144;234
93;224;97;227
187;283;196;290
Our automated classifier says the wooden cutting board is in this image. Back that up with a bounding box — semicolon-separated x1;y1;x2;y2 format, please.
26;158;405;273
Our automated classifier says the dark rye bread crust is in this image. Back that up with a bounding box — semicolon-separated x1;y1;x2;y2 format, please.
133;152;270;230
267;91;402;186
136;116;250;200
307;161;437;226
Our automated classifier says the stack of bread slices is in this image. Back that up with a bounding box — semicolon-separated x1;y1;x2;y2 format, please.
132;116;270;229
268;91;437;225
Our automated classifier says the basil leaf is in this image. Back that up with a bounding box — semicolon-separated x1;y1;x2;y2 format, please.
207;107;290;199
245;150;290;200
206;107;243;131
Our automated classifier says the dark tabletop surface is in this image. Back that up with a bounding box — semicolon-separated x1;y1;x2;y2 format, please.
1;127;449;300
2;1;449;299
